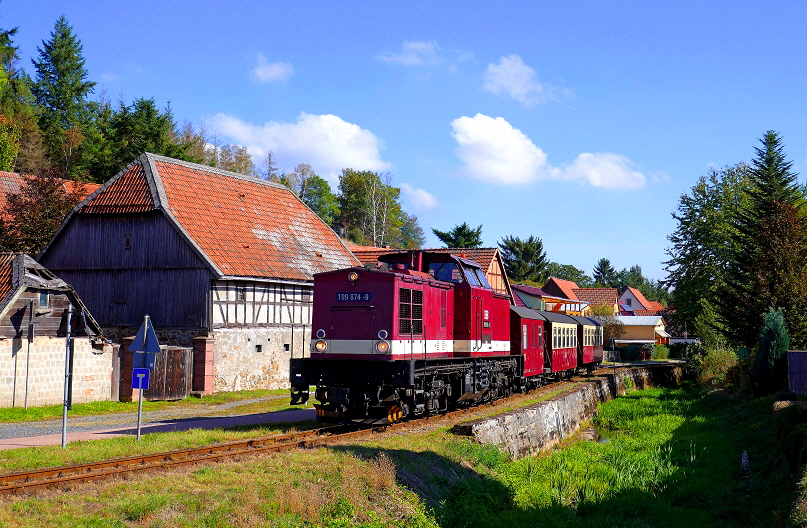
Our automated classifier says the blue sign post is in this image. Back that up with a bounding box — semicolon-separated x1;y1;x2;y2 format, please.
130;315;160;440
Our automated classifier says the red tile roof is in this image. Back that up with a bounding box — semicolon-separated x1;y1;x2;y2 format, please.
624;286;651;310
542;277;579;300
0;253;15;303
65;154;359;282
572;288;618;306
0;172;100;216
80;163;154;214
647;301;665;313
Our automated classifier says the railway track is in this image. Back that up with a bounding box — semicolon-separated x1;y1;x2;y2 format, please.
0;379;582;497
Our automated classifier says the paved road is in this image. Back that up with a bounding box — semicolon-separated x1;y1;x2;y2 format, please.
0;397;316;450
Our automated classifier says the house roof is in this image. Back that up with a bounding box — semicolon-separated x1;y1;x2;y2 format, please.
572;288;618;305
616;315;663;326
622;286;652;310
647;301;665;313
542;277;579;300
0;172;100;217
52;153;359;282
511;283;547;297
0;253;102;334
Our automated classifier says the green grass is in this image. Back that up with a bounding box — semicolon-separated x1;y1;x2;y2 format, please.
0;388;291;423
0;420;319;473
0;385;801;527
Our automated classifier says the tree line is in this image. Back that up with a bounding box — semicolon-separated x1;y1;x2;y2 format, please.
666;130;806;392
430;222;668;303
0;14;426;254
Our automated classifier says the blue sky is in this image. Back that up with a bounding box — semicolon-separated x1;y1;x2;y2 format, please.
7;1;807;280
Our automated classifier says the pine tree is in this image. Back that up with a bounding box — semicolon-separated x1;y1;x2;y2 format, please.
498;235;548;283
31;16;96;176
592;258;616;287
755;307;790;393
431;222;483;248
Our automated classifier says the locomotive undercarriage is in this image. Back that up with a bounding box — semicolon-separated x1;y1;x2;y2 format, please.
289;356;527;424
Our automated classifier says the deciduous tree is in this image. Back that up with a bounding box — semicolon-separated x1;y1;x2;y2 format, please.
338;169;403;246
0;167;85;254
545;262;593;287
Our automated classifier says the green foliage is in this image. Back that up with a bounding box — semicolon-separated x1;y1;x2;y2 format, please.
498;235;548;283
0;113;20;170
665;164;751;339
397;211;425;249
592;258;616;287
338;169;404;246
651;345;669;360
755;307;790;393
31;16;96;176
545;261;593;287
0;167;86;254
431;221;482;248
299;170;340;226
686;341;738;389
614;264;670;306
717;132;807;347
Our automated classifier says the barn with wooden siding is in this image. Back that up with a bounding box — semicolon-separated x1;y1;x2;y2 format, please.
0;253;110;407
40;153;359;393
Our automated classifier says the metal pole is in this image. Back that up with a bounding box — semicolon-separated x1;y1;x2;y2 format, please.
136;381;144;440
24;299;33;409
61;304;73;449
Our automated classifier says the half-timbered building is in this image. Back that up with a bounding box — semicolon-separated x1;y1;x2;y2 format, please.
40;153;359;392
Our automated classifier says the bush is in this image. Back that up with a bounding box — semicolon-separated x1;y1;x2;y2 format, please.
620;345;642;361
651;345;669;360
669;343;688;359
688;342;738;389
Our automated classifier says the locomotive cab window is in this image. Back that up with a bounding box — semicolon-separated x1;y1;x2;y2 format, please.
464;267;481;287
429;262;463;283
474;269;491;289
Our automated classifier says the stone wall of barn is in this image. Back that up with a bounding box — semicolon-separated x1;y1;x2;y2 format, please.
0;336;113;407
211;326;311;391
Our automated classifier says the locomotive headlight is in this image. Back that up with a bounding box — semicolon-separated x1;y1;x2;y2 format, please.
376;340;390;353
348;271;359;282
314;339;328;352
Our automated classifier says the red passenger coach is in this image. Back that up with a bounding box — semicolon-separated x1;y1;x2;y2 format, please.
541;311;579;375
509;306;546;378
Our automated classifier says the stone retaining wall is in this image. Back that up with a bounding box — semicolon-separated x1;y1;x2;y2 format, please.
452;364;683;460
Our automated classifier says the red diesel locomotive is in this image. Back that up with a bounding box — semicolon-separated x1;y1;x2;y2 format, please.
289;250;603;423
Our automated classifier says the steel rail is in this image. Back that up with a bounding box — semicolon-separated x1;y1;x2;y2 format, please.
0;377;586;496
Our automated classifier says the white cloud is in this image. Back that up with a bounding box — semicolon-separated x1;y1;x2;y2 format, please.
252;54;294;83
206;112;391;182
377;41;472;68
451;114;549;185
450;113;646;189
483;54;555;106
400;183;438;210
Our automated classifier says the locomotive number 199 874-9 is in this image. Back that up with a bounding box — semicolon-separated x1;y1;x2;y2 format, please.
335;292;371;302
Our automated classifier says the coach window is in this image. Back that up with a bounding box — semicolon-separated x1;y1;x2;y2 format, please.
522;325;528;350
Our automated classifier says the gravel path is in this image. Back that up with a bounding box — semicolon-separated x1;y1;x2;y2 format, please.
0;396;296;440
